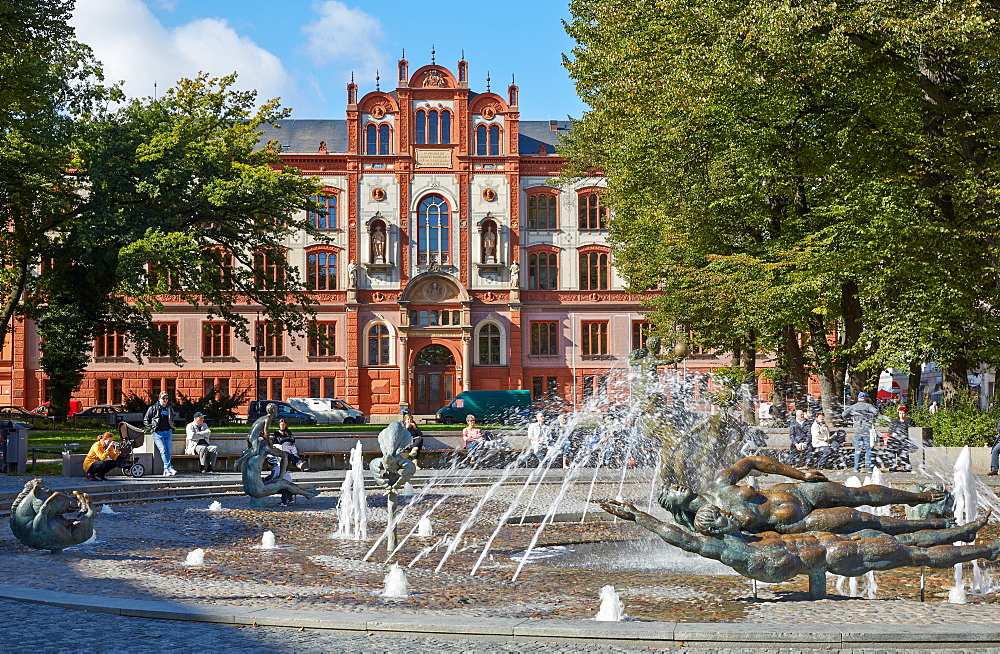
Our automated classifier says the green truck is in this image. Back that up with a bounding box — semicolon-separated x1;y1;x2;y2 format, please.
434;390;532;424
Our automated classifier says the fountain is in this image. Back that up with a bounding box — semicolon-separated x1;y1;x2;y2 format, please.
208;501;223;512
261;530;277;550
594;585;625;621
381;563;409;598
184;548;205;566
417;517;433;537
336;441;368;540
99;504;117;515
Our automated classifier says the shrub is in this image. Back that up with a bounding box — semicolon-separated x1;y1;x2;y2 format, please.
123;386;249;425
904;399;1000;448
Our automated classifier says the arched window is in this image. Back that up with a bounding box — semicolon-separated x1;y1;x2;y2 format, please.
367;323;391;365
488;125;500;155
528;193;557;230
578;191;607;230
441;111;451;143
428;110;439;144
306;249;337;290
476;125;487;155
417;195;450;265
307;194;337;230
579;250;610;290
366;124;391;155
378;124;390;154
415;110;426;144
528;252;558;290
478;323;502;365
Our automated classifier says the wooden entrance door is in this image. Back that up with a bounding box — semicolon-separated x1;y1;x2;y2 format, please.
412;345;457;415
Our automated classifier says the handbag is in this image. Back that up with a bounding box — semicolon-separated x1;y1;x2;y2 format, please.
869;427;879;449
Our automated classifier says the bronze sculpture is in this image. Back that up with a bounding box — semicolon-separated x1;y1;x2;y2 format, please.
235;403;319;508
602;499;998;597
657;456;950;535
10;479;96;551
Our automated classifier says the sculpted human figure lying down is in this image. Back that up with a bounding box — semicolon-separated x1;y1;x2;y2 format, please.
657;455;951;535
602;499;997;583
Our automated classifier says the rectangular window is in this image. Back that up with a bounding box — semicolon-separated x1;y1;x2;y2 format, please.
258;377;283;401
150;322;178;358
583;375;595;399
259;322;284;357
309;322;337;357
96;378;109;404
202;323;231;358
324;378;336;398
528;252;559;290
579;252;610;291
253;250;285;289
203;377;228;398
527;194;557;230
632;321;651;351
532;376;544;401
307;195;337;230
94;331;126;358
148;378;176;401
582;322;609;356
112;379;123;404
547;377;559;400
530;321;558;356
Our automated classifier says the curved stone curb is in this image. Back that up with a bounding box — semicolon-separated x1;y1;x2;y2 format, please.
1;583;999;648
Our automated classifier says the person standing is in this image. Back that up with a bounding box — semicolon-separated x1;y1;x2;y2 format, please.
885;406;916;472
788;409;812;468
402;413;424;470
185;412;218;473
808;411;834;469
842;391;879;473
988;419;1000;476
144;391;178;476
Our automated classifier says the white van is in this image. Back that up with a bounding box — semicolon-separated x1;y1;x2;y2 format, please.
286;398;366;424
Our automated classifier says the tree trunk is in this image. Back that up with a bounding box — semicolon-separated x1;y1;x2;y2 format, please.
941;355;969;406
907;360;923;408
840;280;876;397
741;332;758;425
783;325;809;413
806;317;843;423
0;260;29;354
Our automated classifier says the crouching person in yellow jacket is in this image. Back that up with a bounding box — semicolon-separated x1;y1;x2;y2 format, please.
84;432;122;481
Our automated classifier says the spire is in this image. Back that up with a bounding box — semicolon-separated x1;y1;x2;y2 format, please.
486;71;491;92
431;44;436;64
351;71;354;83
375;69;380;91
402;48;405;59
461;49;465;60
511;74;515;85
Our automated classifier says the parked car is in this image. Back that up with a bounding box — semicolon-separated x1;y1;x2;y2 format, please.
0;405;54;429
71;404;145;426
31;400;84;418
435;390;532;424
287;398;366;424
246;400;318;426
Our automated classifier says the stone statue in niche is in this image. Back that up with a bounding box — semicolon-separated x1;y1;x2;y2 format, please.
509;261;520;289
348;260;359;288
482;226;497;263
371;225;386;264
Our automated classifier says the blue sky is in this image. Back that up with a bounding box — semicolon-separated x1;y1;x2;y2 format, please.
70;0;588;120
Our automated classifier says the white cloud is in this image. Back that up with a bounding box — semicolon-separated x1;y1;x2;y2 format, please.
70;0;294;103
302;1;386;81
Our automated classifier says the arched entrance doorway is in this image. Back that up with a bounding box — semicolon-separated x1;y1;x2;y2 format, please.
412;344;457;415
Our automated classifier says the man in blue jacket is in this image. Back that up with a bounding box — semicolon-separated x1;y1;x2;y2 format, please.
842;391;879;473
144;391;178;476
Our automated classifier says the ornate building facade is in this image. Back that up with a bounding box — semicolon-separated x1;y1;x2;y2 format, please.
4;58;700;417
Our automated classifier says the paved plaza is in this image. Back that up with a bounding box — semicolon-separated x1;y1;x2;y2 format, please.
2;468;999;652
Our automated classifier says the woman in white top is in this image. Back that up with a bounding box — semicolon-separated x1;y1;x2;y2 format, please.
808;411;833;470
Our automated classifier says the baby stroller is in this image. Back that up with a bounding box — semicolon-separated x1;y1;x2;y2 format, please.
115;422;148;478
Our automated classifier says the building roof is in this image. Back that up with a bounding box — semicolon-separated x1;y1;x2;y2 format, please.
256;119;572;155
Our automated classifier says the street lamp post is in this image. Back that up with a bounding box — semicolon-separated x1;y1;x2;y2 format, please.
252;319;265;401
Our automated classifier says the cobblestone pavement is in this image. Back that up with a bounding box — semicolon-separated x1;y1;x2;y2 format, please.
3;466;1000;648
6;598;1000;654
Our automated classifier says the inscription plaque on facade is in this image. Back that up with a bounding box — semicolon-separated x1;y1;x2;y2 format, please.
415;149;451;168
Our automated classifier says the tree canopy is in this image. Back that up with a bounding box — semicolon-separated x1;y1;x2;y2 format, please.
561;0;1000;411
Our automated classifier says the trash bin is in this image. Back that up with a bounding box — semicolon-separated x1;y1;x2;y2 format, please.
1;421;28;474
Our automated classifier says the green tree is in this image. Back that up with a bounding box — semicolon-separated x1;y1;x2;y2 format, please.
0;0;107;351
31;73;326;418
561;0;1000;412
